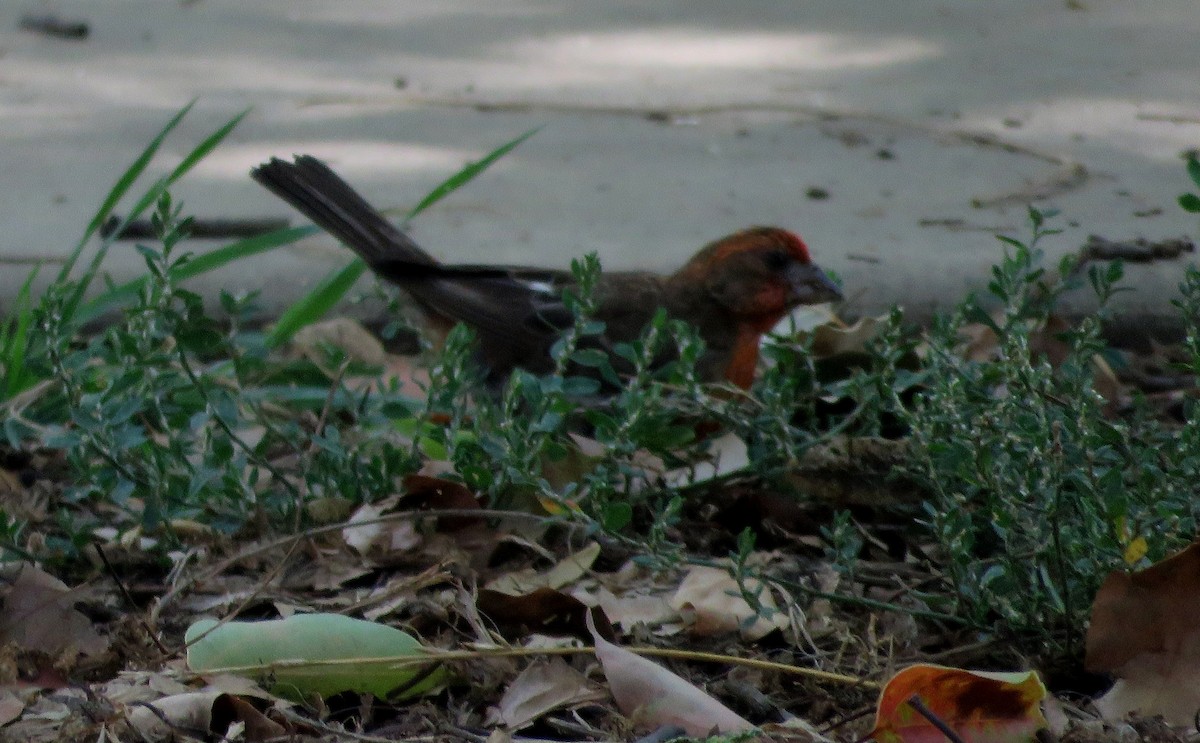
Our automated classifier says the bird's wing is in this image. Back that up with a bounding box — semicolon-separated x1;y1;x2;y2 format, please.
390;264;580;369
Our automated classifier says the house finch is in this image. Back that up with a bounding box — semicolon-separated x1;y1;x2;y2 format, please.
252;155;842;388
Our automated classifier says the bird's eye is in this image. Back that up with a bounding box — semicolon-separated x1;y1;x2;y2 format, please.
763;249;790;271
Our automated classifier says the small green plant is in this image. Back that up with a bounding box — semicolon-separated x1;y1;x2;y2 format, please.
415;252;719;560
0;269;40;405
0;107;543;561
1179;150;1200;214
905;207;1199;656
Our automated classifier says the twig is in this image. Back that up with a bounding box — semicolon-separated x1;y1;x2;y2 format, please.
100;215;289;240
91;541;172;656
192;643;879;689
150;508;560;622
1081;234;1194;263
169;539;301;659
175;349;305;506
19;13;88;39
296;359;350;531
907;695;967;743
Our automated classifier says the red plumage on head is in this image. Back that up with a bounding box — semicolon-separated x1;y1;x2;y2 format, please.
779;229;812;264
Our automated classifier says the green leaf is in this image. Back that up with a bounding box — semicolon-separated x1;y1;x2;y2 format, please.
1187;152;1200;189
561;376;601;396
80;225;319;323
60;100;197;283
602;501;633;531
570;349;611;368
1;267;41;399
1179;193;1200;213
63;105;251;323
266;260;369;347
185;614;448;701
403;126;541;223
962;302;1000;334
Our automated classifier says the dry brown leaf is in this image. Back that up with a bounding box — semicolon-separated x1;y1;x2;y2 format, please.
587;610;752;736
788;304;843;335
870;664;1047;743
1086;540;1200;724
664;431;748;487
291;317;386;367
958;322;999;363
594;588;676;635
227;695;289;741
486;658;605;730
401;474;485;532
809;315;883;358
477;587;615;642
0;690;28;726
485;541;601;594
958;315;1124;408
668;564;789;641
343;497;422;558
126;691;227;740
0;563;107;656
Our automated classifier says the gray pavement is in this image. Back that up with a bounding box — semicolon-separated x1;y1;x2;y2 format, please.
2;1;1199;330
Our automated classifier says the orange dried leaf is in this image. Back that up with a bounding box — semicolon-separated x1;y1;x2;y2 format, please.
871;664;1047;743
1085;539;1200;724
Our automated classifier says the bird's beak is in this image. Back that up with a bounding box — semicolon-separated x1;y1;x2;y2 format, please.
786;262;843;305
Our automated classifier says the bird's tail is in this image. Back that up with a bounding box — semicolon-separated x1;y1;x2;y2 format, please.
251;155;436;267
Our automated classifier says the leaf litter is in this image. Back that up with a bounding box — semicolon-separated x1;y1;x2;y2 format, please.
0;309;1196;742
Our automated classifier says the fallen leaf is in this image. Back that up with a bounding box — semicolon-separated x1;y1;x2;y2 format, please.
594;588;676;635
486;657;605;730
485;541;601;594
0;690;27;726
809;315;883;358
959;315;1124;409
664;431;748;487
402;474;484;532
1086;540;1200;724
185;614;448;701
226;695;289;741
788;304;843;335
870;664;1047;743
478;586;615;642
668;564;789;641
291;317;385;368
0;563;107;656
126;691;230;740
343;497;422;558
587;610;752;736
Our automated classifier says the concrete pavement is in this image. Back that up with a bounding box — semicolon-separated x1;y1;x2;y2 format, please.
2;1;1198;331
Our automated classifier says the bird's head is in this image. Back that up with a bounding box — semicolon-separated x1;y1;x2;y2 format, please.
676;227;842;330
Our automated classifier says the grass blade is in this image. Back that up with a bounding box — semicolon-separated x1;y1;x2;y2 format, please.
404;126;540;223
78;224;319;324
2;267;41;399
63;107;252;322
122;108;252;228
266;260;369;348
59;100;197;283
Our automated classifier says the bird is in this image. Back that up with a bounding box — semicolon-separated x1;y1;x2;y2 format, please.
251;155;842;389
